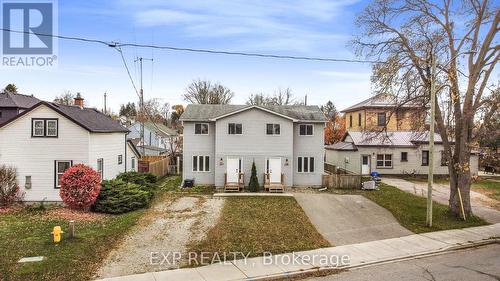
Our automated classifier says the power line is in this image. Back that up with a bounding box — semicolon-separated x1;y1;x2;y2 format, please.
0;28;382;64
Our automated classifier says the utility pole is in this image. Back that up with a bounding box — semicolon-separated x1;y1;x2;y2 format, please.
426;53;436;227
103;92;107;115
135;57;153;158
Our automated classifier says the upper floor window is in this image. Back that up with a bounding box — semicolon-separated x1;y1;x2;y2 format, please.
228;123;242;135
299;124;313;136
194;123;209;135
358;113;362;126
266;123;280;135
118;155;123;165
32;118;58;137
377;113;386;126
349;115;353;127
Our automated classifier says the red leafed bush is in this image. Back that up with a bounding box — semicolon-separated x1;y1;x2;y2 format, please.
60;164;101;210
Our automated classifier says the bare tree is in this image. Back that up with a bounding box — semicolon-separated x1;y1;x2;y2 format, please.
183;79;234;104
246;88;303;106
137;98;169;124
54;90;76;105
354;0;499;216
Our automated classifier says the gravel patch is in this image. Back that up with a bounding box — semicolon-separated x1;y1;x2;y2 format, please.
95;195;224;278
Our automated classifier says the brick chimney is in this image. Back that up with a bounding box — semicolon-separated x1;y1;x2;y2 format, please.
74;93;84;108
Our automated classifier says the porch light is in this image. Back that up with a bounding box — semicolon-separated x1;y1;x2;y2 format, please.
219;158;224;165
285;158;289;166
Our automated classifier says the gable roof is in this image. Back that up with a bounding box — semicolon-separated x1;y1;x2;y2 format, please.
144;122;178;137
127;139;141;157
0;92;40;108
180;104;326;122
0;101;128;133
341;93;422;113
345;131;444;147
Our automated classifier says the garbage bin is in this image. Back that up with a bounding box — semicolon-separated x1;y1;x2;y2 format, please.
183;179;194;188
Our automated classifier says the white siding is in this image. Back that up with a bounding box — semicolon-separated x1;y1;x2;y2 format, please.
293;123;324;186
126;143;138;172
89;133;127;180
182;121;216;185
0;105;90;201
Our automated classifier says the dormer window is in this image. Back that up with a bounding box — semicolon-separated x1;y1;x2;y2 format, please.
32;118;58;137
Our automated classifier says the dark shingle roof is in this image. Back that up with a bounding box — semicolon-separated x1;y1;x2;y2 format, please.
0;101;128;133
0;92;40;108
180;104;326;122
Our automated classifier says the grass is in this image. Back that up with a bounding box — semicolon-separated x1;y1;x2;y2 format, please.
330;183;488;233
187;197;330;262
0;175;183;281
157;176;215;194
0;209;143;281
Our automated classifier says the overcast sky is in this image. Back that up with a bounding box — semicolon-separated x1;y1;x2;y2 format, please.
1;0;375;112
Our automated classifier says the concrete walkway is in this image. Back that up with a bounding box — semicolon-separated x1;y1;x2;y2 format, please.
96;224;500;281
294;193;413;245
382;178;500;223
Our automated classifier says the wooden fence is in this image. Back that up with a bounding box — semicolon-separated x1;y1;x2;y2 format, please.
322;174;362;189
138;156;171;178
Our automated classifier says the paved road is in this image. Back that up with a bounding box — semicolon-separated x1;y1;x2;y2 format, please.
307;244;500;281
294;193;413;245
382;178;500;223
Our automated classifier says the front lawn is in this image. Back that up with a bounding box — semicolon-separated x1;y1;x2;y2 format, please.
187;197;330;263
0;208;143;281
331;183;488;233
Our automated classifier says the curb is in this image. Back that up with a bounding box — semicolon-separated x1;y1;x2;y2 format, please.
244;238;500;281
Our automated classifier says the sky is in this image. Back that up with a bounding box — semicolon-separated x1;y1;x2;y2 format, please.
0;0;374;112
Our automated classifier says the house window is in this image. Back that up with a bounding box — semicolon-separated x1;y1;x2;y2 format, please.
422;150;429;166
299;124;313;136
377;112;386;126
32;118;58;137
55;160;72;188
298;157;315;173
266;123;280;135
193;156;210;172
358;113;362;126
118;155;123;165
349;115;353;128
194;123;209;135
131;157;136;171
228;123;242;135
97;158;104;179
440;151;448;166
401;152;408;162
376;154;392;168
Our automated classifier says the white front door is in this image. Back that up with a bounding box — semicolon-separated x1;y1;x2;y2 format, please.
227;157;240;183
361;155;370;175
268;157;281;183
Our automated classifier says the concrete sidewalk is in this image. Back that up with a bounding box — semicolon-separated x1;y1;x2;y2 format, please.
382;178;500;223
96;224;500;281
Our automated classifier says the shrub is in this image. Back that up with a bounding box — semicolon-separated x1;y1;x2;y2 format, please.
248;161;260;192
60;164;101;210
116;171;158;194
93;179;151;214
0;165;24;206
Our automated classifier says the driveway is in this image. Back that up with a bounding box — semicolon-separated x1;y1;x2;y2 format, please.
294;193;413;246
382;178;500;224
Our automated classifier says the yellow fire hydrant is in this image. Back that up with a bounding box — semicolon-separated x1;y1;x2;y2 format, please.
51;226;63;243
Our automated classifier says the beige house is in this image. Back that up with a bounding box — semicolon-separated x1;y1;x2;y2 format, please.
325;131;479;176
341;93;426;132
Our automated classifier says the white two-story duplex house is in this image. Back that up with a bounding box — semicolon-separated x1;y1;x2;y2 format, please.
0;98;135;202
180;104;326;190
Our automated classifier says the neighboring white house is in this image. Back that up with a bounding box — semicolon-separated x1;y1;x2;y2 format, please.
325;131;479;176
180;104;326;189
127;122;179;156
0;99;134;202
